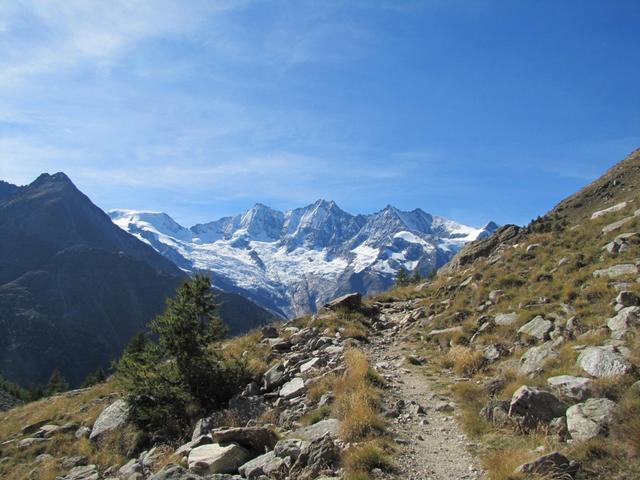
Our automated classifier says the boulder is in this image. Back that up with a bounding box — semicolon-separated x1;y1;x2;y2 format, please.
593;264;638;279
577;346;632;378
591;201;628;219
210;426;278;455
274;438;305;460
616;291;640;307
515;452;578;478
488;290;504;303
300;357;322;374
279;377;305;399
519;343;558;376
289;433;339;480
546;376;592;402
191;415;216;440
495;312;519;326
238;451;287;479
89;399;128;442
607;306;640;339
509;386;568;431
291;418;341;442
602;216;635;234
566;398;617;441
261;325;279;339
175;435;213;457
323;293;362;311
518;315;554;342
262;362;286;393
188;443;251;475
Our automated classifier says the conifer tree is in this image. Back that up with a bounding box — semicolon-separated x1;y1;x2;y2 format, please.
45;369;69;395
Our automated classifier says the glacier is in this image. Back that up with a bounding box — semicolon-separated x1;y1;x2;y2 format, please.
109;200;496;318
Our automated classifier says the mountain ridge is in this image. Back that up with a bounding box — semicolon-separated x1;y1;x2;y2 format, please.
110;201;497;318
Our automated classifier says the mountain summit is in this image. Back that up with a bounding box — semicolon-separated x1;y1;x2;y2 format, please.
110;202;496;318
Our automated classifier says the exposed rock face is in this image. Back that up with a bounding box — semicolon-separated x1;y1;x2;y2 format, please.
592;264;638;279
279;377;305;399
0;173;273;388
89;400;128;442
577;346;632;377
566;398;617;441
111;203;496;318
508;386;568;431
440;225;523;273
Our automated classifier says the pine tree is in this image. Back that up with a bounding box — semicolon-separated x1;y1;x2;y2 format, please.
45;369;69;395
117;274;248;438
410;270;422;284
81;367;107;388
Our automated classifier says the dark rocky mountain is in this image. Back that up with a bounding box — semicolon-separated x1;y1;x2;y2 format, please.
0;174;274;387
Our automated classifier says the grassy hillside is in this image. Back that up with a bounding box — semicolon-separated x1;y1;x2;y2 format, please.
374;188;640;478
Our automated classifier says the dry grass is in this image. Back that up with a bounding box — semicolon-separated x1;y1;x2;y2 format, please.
333;349;385;442
482;447;533;480
343;439;395;479
222;328;273;376
445;345;486;376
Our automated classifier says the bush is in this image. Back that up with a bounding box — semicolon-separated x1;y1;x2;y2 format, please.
116;275;250;439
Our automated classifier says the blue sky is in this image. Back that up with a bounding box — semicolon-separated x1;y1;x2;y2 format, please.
1;1;638;227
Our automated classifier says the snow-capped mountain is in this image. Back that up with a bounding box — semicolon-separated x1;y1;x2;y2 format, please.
109;201;497;318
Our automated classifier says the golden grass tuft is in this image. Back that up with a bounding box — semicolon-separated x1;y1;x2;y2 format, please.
446;345;485;376
343;440;395;478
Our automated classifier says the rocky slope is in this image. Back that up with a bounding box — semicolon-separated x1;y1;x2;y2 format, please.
0;174;274;388
110;201;497;318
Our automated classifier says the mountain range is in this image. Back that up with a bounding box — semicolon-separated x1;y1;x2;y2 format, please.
0;174;274;387
110;202;497;318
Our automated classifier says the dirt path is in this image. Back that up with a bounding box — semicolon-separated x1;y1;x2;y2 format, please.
366;327;484;480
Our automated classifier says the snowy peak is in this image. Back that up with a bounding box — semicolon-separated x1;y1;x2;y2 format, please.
109;210;192;241
109;201;496;318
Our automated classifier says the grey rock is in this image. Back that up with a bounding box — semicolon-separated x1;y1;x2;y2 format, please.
515;452;578;478
261;325;279;339
602;216;635;234
210;427;278;455
616;291;640;307
89;399;128;442
323;292;362;311
21;419;52;435
188;443;251;475
262;363;286;393
518;316;554;342
546;376;592;402
591;202;628;219
274;438;305;460
577;346;632;377
289;433;339;480
18;437;48;448
238;451;286;479
279;377;305;399
176;435;213;457
607;306;640;339
59;464;100;480
519;342;558;376
291;418;341;441
593;264;638;279
495;312;518;326
509;386;568;431
566;398;617;441
61;456;89;469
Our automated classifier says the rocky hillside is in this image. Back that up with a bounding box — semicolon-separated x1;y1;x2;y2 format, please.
110;201;496;318
0;173;274;388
